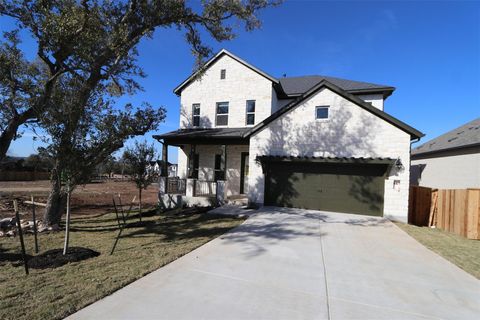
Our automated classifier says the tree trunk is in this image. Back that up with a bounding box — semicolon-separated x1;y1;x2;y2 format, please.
0;117;21;162
43;176;67;226
138;188;142;222
63;189;72;255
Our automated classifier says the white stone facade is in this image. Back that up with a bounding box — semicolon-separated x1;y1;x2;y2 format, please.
248;87;411;221
179;54;276;128
170;51;415;221
177;144;249;197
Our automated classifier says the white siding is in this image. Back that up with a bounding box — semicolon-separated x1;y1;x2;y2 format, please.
248;87;411;222
356;94;384;110
411;150;480;189
179;54;274;128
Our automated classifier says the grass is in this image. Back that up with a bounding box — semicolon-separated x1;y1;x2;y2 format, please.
395;222;480;279
0;209;245;320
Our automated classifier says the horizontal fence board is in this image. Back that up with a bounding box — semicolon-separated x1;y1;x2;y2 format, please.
409;186;480;239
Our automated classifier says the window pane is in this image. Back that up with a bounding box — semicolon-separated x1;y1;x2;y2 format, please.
217;114;228;126
193;116;200;127
193;104;200;115
220;69;226;79
217;102;229;114
246;114;255;125
246;100;255;112
316;107;329;119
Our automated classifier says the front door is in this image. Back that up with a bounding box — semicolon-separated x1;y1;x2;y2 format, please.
240;153;249;194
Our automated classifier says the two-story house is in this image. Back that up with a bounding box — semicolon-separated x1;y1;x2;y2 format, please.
154;49;423;222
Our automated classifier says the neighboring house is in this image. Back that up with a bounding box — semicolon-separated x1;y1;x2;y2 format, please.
411;118;480;189
154;49;423;221
147;160;178;177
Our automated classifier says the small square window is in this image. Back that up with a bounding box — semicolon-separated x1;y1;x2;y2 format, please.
220;69;226;79
316;106;329;120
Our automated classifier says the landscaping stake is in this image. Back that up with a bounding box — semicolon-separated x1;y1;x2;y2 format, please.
31;195;39;254
112;196;122;228
13;200;29;275
110;196;136;255
63;189;72;255
118;193;126;224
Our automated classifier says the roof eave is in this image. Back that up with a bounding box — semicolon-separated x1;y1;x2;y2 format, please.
245;80;424;141
412;142;480;158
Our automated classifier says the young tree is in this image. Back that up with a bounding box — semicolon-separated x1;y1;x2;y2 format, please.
122;141;158;222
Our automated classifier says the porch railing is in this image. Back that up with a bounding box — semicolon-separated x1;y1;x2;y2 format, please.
166;177;186;195
194;180;217;197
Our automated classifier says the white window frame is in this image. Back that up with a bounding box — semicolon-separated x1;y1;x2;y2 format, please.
216;102;229;126
192;103;200;127
315;106;330;121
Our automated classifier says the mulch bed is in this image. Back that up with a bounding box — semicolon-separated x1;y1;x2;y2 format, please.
25;247;100;269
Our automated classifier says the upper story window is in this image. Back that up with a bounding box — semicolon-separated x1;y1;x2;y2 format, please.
220;69;226;79
192;103;200;127
246;100;255;125
316;106;329;120
216;102;229;126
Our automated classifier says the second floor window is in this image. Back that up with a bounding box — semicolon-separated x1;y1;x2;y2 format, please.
216;102;229;126
246;100;255;125
192;103;200;127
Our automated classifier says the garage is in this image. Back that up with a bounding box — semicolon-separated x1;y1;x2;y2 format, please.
261;157;393;216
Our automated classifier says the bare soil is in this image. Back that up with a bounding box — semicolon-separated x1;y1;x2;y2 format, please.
0;180;159;219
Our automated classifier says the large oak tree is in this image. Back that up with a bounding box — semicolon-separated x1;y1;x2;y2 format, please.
0;0;277;225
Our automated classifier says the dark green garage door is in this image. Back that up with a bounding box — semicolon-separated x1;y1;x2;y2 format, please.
264;162;388;216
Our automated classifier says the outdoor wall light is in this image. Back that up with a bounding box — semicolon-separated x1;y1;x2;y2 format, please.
395;158;403;170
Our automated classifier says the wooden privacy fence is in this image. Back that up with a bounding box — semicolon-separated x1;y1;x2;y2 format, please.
409;186;480;240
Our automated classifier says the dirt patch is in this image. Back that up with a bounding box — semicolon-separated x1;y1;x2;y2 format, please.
0;180;159;219
26;247;100;269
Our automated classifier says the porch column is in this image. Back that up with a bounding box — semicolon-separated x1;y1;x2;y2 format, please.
188;144;196;178
159;141;168;194
221;144;227;181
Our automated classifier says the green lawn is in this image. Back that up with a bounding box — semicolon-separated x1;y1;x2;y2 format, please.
0;209;245;320
395;222;480;279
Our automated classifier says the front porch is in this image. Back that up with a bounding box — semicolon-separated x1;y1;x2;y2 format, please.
153;128;251;208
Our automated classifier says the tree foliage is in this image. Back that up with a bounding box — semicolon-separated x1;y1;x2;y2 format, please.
0;0;278;225
122;141;158;221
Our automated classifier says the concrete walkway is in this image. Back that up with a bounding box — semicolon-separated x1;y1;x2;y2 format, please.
68;207;480;320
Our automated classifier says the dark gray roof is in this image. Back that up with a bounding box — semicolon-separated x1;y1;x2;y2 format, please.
279;75;395;97
412;118;480;155
245;79;424;140
256;155;394;165
153;128;250;145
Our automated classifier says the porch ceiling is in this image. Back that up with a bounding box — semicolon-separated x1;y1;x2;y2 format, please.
153;128;250;146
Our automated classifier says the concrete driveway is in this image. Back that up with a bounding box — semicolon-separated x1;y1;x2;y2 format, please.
68;207;480;320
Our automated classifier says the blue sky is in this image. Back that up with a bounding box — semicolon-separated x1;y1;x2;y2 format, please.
3;0;479;163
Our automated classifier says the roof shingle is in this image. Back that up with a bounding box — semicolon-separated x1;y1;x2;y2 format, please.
279;75;394;96
412;117;480;155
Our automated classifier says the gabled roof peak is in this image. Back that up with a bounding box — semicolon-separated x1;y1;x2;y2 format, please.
173;49;278;95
